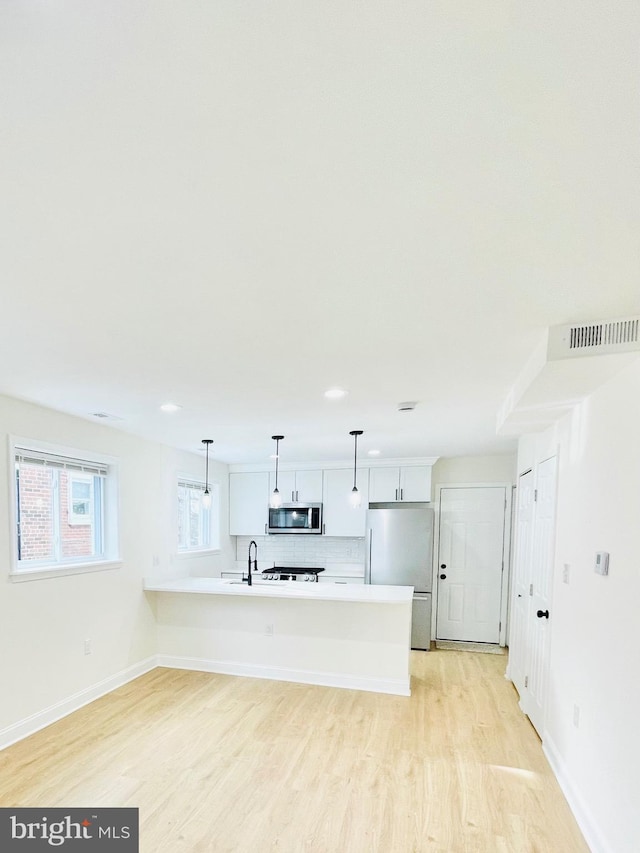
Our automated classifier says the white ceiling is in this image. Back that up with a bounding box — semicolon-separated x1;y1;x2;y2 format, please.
1;2;638;465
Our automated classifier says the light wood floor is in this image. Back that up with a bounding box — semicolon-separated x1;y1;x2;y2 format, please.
0;651;588;852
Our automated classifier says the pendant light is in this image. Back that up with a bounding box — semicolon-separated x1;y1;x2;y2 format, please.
201;439;213;509
349;430;363;508
270;435;284;508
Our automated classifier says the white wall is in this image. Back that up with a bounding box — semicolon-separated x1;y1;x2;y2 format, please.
0;393;232;740
517;359;640;853
432;453;516;488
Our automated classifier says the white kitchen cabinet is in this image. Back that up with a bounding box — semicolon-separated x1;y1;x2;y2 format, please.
229;472;270;535
322;468;369;537
369;466;432;502
269;469;323;503
368;468;399;502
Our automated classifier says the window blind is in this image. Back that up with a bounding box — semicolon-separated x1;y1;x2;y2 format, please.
178;479;206;491
15;448;108;477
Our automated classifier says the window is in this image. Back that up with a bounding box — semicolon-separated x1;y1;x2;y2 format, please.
68;474;94;524
11;440;119;579
177;478;218;552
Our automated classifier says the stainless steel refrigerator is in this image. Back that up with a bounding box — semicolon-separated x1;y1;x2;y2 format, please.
365;504;434;650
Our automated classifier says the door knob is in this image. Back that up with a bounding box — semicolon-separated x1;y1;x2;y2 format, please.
536;609;549;619
439;574;447;580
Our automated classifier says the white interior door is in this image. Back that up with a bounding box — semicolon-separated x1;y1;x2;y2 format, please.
526;455;557;735
436;487;507;643
508;469;534;699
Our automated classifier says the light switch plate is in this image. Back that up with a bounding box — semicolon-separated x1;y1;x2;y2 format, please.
595;551;609;576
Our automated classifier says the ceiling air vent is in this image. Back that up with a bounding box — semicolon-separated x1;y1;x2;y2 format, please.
547;316;640;360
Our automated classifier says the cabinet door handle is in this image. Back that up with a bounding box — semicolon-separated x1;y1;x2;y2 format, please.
400;488;404;500
536;609;550;619
395;488;398;501
265;523;267;534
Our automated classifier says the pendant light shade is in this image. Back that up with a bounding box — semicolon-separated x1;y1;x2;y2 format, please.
349;430;363;508
201;439;213;509
270;435;284;508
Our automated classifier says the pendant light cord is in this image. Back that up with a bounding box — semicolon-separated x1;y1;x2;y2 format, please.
201;439;213;494
353;433;358;489
271;436;284;502
349;430;363;490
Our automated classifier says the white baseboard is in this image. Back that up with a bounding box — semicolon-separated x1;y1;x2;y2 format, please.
0;657;157;753
543;734;610;853
0;654;409;753
156;654;411;696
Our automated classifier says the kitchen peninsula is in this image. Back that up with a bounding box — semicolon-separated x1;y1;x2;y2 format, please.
144;577;413;696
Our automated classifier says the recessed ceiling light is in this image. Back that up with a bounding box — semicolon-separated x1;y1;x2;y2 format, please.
324;387;348;400
160;403;182;413
368;449;381;456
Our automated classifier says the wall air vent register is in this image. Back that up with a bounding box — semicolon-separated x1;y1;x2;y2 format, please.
547;316;640;360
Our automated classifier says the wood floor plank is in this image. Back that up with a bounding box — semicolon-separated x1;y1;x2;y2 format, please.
0;652;588;852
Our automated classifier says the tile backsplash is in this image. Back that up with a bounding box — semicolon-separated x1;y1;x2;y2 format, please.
235;535;365;577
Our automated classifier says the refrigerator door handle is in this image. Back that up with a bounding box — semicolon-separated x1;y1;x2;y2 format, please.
365;529;372;584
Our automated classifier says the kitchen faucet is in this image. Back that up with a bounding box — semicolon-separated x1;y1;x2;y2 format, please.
245;540;258;585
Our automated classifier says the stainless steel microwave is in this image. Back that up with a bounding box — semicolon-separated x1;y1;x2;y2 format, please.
268;503;323;534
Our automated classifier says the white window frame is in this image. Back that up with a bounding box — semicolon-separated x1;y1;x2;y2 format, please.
9;436;121;582
177;476;220;555
68;472;94;525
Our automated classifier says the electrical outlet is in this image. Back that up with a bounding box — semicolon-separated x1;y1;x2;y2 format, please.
573;704;580;728
84;638;92;656
595;551;609;576
265;624;274;637
562;564;570;584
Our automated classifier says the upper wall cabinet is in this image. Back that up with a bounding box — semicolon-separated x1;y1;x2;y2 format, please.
229;472;270;535
269;469;323;503
369;465;432;503
322;468;369;537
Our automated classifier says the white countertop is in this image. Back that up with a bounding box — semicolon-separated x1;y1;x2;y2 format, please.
144;576;413;604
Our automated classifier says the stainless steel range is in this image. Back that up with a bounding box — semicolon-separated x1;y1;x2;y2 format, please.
261;566;325;582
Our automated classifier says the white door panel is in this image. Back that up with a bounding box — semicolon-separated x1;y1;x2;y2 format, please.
526;456;557;735
448;585;464;623
509;469;534;700
436;487;506;643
